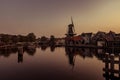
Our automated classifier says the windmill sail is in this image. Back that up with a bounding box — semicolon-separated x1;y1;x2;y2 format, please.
71;17;75;33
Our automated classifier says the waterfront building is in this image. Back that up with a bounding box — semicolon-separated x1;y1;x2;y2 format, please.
65;18;83;46
81;32;93;44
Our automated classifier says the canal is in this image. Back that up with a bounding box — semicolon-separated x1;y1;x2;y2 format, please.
0;47;119;80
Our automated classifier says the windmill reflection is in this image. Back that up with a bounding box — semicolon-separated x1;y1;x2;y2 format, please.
65;47;76;67
65;47;94;68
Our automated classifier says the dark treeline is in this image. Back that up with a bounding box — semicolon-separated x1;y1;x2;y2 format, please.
0;33;36;44
39;35;56;46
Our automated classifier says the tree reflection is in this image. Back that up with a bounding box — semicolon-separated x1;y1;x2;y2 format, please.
41;46;48;51
0;46;36;63
0;48;17;57
25;48;36;56
18;52;23;63
17;46;23;63
50;46;55;52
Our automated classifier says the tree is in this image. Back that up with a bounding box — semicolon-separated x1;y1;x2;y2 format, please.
1;34;10;44
40;36;48;41
49;35;56;46
12;35;19;43
27;33;36;42
18;35;27;42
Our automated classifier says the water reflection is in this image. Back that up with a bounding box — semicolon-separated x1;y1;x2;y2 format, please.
41;45;48;51
0;45;120;80
0;46;36;64
65;47;99;69
50;46;55;52
18;52;23;63
25;47;36;56
65;47;120;80
0;48;17;57
17;47;23;63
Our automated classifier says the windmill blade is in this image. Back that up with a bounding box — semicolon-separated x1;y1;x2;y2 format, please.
71;17;75;33
73;25;75;32
71;16;74;25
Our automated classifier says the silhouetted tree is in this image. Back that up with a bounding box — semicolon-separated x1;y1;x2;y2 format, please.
27;33;36;42
26;48;36;56
12;35;19;43
18;35;27;42
40;36;48;41
49;35;56;46
1;34;10;43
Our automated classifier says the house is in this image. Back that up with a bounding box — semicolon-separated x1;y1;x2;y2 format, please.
81;32;93;44
91;31;106;46
65;35;83;46
91;31;120;48
105;31;120;48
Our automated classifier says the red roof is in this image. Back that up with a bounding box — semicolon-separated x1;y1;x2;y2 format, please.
65;36;83;41
72;36;82;41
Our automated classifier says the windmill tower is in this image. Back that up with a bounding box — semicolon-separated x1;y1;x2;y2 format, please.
65;17;76;37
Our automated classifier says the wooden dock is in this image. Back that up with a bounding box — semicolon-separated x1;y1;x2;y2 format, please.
103;53;120;79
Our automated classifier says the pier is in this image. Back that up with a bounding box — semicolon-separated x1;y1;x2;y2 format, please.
103;53;120;80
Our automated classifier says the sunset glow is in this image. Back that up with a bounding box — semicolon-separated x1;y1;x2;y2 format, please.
0;0;120;37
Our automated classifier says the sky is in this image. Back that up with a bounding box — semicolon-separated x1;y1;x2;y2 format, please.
0;0;120;37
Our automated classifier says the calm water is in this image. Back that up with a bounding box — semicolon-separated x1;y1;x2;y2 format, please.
0;47;118;80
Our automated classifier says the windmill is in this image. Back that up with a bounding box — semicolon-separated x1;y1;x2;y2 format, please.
65;17;76;37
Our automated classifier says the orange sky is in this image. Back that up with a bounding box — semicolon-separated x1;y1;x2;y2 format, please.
0;0;120;37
